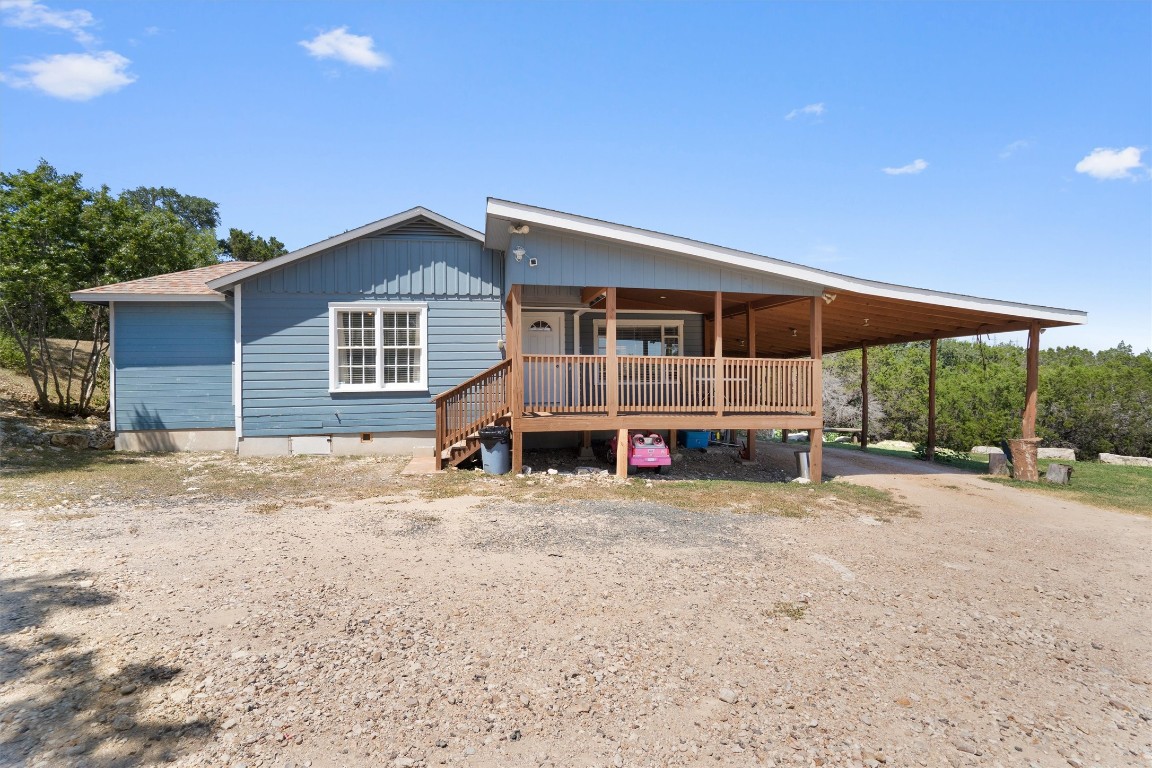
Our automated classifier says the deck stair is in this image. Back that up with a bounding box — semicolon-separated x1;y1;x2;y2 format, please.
432;359;512;469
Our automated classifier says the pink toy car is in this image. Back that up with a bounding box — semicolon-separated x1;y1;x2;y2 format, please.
606;431;672;475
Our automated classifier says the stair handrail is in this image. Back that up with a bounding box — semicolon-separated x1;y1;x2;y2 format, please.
432;358;512;465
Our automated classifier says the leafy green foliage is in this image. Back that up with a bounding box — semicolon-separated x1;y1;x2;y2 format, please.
218;228;288;262
0;162;222;414
0;330;24;370
825;339;1152;460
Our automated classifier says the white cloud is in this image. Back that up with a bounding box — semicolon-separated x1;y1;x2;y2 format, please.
1074;147;1145;180
785;102;825;121
0;0;95;43
999;139;1031;159
882;158;928;176
300;27;390;70
6;50;134;100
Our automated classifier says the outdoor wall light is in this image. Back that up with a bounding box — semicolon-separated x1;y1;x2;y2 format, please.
512;246;526;261
790;328;798;337
863;318;870;327
822;292;838;304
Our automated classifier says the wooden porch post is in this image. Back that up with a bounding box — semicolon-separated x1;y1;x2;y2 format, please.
1023;321;1040;438
714;291;724;416
809;296;823;482
927;338;938;461
606;287;619;419
860;343;869;451
508;284;523;474
1027;320;1046;437
743;301;757;460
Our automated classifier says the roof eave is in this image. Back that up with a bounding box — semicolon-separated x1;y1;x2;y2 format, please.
70;292;228;304
485;198;1087;326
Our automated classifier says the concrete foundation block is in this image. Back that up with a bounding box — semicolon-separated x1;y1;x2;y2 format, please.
116;429;236;452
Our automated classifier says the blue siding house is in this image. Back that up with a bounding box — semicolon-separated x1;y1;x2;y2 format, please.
73;199;1085;479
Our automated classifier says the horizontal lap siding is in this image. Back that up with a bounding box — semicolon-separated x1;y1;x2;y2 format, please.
506;231;820;295
114;302;234;430
241;233;504;437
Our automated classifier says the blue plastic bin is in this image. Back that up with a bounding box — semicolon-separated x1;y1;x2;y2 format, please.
683;430;710;449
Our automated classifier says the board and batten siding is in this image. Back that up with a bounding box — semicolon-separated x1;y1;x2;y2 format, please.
506;230;822;296
240;232;505;437
114;302;235;430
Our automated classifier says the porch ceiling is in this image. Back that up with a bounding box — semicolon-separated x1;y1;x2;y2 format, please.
722;289;1078;357
579;287;1080;357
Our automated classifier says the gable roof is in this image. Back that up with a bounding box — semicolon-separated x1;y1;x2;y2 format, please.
70;262;257;303
485;198;1086;326
206;206;483;291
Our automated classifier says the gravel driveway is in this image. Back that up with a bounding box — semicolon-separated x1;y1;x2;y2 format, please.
1;449;1149;768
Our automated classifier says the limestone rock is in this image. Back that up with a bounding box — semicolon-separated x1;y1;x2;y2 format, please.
1098;453;1152;467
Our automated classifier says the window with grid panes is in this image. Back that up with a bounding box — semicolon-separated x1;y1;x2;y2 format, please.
329;303;427;391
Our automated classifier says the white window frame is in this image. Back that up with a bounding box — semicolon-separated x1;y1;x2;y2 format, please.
328;302;428;393
592;319;684;357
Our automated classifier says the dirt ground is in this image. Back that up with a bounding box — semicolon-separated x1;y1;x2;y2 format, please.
1;443;1149;768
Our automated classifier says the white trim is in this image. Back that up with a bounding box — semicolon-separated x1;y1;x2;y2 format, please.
108;302;116;433
233;285;243;442
486;199;1086;325
592;318;685;357
208;207;483;291
70;292;226;303
328;302;429;393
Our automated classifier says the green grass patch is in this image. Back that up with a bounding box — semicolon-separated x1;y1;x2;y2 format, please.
985;459;1152;515
823;441;1151;516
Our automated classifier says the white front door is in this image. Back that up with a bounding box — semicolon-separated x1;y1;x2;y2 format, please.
523;312;565;409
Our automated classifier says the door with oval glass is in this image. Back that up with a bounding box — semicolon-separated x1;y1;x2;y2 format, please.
523;312;565;410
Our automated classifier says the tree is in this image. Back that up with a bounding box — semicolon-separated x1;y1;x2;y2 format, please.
119;186;220;233
0;162;220;415
0;161;91;412
218;228;288;262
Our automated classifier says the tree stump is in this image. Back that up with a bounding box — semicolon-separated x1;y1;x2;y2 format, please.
1008;438;1042;482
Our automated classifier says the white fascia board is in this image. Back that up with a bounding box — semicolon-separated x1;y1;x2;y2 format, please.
207;206;484;291
69;292;227;303
485;199;1087;325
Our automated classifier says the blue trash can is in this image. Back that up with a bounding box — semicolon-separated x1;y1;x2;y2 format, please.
478;426;512;474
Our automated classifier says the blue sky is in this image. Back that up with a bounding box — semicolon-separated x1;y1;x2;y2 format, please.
2;0;1149;351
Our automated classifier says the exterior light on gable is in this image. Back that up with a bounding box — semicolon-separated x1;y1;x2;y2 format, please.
790;328;797;338
863;318;869;327
822;292;838;304
512;246;526;262
508;223;530;235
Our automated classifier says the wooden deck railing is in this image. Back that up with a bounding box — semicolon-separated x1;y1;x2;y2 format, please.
521;355;815;415
432;359;512;459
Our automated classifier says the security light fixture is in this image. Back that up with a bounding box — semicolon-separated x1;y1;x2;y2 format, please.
822;292;838;304
512;246;526;261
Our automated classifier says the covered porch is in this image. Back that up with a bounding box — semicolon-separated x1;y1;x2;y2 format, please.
432;199;1086;479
